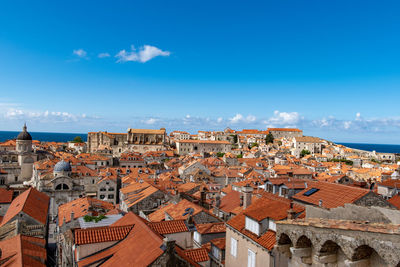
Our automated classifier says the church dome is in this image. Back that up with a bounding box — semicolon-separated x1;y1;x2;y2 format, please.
17;124;32;141
54;160;72;172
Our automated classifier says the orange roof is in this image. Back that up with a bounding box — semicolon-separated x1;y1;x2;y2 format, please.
77;212;164;267
196;222;226;234
1;188;49;227
0;188;13;204
147;220;189;234
211;237;226;250
389;195;400;210
75;225;134;245
120;181;160;208
293;181;369;209
148;199;204;222
58;197;114;226
183;247;210;262
0;234;46;267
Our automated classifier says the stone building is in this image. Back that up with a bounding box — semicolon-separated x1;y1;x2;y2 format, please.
267;128;303;139
292;136;323;158
176;140;231;155
35;160;86;219
0;124;40;184
275;204;400;267
87;128;168;155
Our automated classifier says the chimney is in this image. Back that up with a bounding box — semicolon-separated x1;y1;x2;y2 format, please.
239;195;244;207
216;195;221;208
200;188;206;207
242;184;253;209
319;199;323;207
287;202;296;220
70;211;74;222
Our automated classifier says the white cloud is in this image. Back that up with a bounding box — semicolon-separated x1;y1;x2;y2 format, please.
98;52;110;58
73;49;87;58
143;118;157;125
229;114;257;124
3;108;94;123
115;45;170;63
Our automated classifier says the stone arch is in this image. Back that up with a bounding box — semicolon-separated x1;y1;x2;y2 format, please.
278;233;293;246
351;245;384;263
320;240;341;254
296;235;312;248
55;183;70;190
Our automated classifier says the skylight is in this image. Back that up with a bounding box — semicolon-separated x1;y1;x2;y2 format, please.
303;188;319;196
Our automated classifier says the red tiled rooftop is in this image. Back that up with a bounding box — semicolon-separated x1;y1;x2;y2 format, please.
1;188;49;227
293;181;369;209
0;188;13;204
196;222;226;234
147;220;189;234
74;225;134;245
184;247;210;262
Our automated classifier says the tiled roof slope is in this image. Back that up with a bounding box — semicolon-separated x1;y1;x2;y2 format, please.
196;222;226;234
58;197;114;226
77;212;164;267
184;247;210;262
0;188;13;204
75;225;134;245
0;188;49;227
147;220;189;234
148;199;204;222
292;181;369;209
0;234;47;267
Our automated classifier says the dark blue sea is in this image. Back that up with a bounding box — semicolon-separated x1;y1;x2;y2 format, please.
0;131;87;143
338;143;400;154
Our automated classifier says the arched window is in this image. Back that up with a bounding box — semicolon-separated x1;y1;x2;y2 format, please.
55;183;70;190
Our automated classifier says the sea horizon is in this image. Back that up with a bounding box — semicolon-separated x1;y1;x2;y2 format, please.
1;130;399;154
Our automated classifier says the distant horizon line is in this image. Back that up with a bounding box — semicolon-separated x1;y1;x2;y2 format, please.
0;129;399;146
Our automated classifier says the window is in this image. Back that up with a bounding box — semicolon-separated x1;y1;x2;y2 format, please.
230;238;237;257
100;194;105;199
245;217;259;235
212;245;220;259
303;188;319;196
100;188;106;191
108;187;114;191
193;231;201;243
247;249;256;267
108;194;114;199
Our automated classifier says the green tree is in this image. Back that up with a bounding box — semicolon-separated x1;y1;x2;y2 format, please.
265;133;274;144
300;149;311;158
216;152;225;157
237;154;243;158
72;136;84;143
230;134;238;144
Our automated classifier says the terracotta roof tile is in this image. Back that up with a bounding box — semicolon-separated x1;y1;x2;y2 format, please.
196;222;226;234
389;195;400;210
75;225;134;245
77;213;164;267
0;188;13;204
184;247;210;262
58;197;114;226
147;220;189;234
1;188;49;226
0;234;46;267
293;181;369;209
211;237;226;250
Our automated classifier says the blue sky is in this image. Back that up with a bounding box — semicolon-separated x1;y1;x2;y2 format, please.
1;0;400;143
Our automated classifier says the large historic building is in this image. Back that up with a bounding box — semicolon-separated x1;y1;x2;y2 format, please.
0;124;39;185
87;128;168;155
